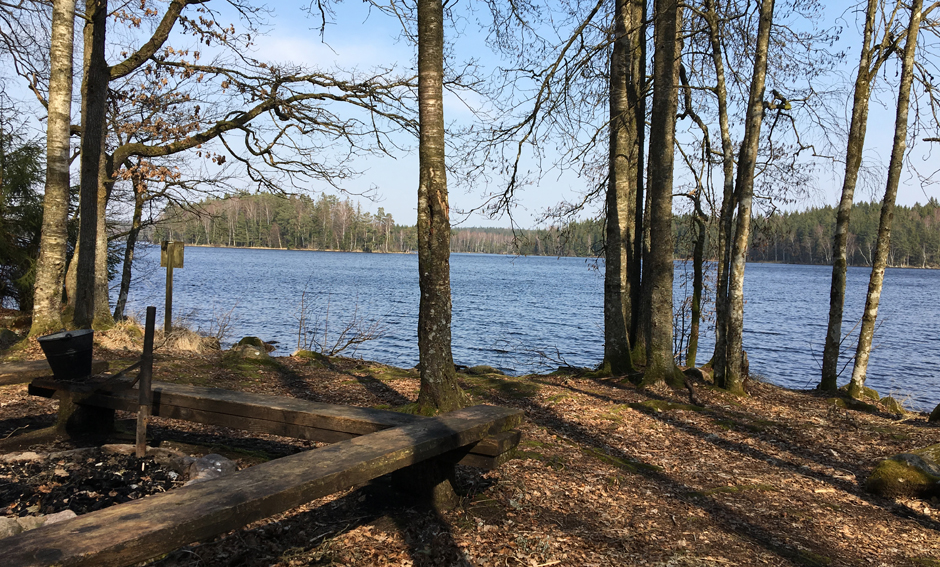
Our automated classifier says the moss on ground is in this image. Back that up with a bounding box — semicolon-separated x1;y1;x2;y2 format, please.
628;400;703;414
460;374;540;399
582;447;662;474
827;397;878;414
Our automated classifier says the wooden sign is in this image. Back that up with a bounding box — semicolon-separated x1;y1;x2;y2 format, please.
160;241;184;268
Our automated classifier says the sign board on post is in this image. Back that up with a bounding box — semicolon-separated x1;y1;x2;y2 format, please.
160;241;184;334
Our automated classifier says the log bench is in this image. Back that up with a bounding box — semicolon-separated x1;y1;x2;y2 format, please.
0;404;523;567
27;378;522;469
0;359;108;386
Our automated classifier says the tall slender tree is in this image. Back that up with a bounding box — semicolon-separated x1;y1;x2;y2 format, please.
72;0;109;328
848;0;924;397
820;0;912;391
29;0;75;337
641;0;684;388
715;0;775;394
415;0;467;413
603;0;645;375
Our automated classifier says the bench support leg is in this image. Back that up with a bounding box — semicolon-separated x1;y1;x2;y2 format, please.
392;448;470;511
56;394;114;437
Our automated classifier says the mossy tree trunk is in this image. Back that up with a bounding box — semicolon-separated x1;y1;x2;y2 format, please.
603;0;645;375
29;0;76;337
719;0;775;395
848;0;923;398
641;0;684;389
820;0;884;391
415;0;468;414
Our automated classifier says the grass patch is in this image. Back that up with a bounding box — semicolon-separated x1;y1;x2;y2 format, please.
514;449;566;470
582;447;662;474
461;374;540;399
912;557;940;567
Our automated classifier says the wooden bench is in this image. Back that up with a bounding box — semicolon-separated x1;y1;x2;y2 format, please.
0;359;108;386
0;404;523;567
28;378;522;469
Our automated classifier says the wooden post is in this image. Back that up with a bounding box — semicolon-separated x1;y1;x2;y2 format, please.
160;241;183;335
165;262;173;335
136;306;155;458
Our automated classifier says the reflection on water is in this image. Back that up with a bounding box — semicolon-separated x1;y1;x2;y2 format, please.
117;246;940;411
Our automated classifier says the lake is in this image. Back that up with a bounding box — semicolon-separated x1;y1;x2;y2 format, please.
115;246;940;412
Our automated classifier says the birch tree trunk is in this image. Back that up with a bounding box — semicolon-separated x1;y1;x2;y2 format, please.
604;0;644;375
848;0;923;397
30;0;76;337
415;0;468;414
820;0;882;391
641;0;684;388
723;0;775;395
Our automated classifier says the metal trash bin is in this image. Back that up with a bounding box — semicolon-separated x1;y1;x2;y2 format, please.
37;329;94;380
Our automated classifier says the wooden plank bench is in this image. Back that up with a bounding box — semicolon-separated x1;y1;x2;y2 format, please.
0;404;523;567
28;378;522;469
0;359;108;386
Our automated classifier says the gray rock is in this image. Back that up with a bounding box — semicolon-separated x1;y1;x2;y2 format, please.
43;510;77;525
891;453;940;477
0;452;44;464
0;516;23;538
230;344;269;359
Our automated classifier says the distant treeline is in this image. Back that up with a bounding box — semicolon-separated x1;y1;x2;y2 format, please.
674;199;940;268
147;193;605;256
149;194;940;266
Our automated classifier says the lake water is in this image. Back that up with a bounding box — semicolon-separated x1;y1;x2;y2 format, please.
116;246;940;412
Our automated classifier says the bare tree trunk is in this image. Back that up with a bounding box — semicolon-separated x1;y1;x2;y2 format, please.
721;0;775;395
703;0;736;378
849;0;923;397
629;0;647;351
93;153;113;327
73;0;108;328
604;0;643;375
641;0;684;388
415;0;467;414
687;204;706;367
113;176;144;321
30;0;76;337
820;0;881;391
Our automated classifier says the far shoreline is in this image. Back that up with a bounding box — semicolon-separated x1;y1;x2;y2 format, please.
146;242;940;269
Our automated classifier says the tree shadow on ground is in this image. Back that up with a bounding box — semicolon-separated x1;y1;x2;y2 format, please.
149;463;489;567
533;374;940;533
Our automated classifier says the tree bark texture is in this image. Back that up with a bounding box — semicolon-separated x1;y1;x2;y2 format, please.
687;207;706;367
415;0;467;414
703;0;737;381
604;0;644;375
114;168;145;321
93;153;113;327
722;0;775;395
820;0;880;391
30;0;76;337
849;0;923;397
73;0;109;328
641;0;684;388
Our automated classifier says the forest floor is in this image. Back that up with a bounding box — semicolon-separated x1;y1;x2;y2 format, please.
1;335;939;567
